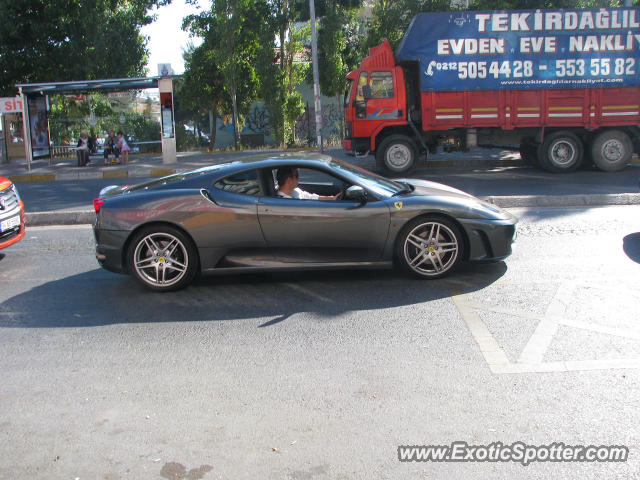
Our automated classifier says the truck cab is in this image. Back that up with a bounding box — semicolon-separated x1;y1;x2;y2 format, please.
343;40;409;167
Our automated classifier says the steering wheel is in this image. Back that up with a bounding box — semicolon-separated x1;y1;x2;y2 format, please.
339;182;349;200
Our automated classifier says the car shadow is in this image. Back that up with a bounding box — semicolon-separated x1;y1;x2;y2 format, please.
623;233;640;264
0;262;507;329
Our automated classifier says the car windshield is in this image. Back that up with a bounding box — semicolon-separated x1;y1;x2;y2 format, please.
329;159;406;197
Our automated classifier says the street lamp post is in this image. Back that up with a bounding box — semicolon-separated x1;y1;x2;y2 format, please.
309;0;323;152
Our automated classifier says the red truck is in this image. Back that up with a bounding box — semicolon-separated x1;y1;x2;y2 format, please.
343;8;640;174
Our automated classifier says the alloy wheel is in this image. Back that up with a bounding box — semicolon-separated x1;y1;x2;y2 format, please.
133;232;189;287
403;221;459;277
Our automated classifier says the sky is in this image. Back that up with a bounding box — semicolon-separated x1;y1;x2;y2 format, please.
141;0;210;75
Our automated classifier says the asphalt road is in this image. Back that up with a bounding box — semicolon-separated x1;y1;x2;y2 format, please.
0;206;639;479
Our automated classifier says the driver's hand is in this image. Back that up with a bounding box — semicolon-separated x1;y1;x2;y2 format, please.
333;191;342;200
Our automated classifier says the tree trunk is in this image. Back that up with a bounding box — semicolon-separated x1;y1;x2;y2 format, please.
337;93;344;141
231;84;239;150
280;24;287;148
209;105;217;149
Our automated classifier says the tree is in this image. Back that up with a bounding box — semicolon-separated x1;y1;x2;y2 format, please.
0;0;169;96
177;43;226;147
254;0;310;147
185;0;264;149
365;0;452;52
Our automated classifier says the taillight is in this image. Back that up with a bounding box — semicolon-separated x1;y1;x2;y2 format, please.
93;198;105;213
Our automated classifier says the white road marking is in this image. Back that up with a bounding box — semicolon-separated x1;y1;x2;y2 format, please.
450;282;640;375
516;281;569;364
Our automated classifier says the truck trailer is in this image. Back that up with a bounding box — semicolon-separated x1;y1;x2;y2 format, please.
343;8;640;174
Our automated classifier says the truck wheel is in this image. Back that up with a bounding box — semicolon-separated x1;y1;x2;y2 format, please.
539;132;583;173
376;135;416;174
590;130;632;172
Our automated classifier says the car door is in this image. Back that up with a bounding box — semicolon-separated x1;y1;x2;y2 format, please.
257;168;391;263
192;168;267;249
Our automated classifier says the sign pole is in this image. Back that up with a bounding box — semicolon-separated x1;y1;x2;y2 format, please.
19;88;32;172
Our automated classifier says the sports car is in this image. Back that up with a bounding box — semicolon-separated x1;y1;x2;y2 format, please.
93;153;517;291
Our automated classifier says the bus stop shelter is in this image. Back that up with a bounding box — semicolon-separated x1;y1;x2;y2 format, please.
16;76;176;171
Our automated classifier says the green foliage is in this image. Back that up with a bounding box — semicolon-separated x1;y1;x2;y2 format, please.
317;7;364;99
175;123;198;151
253;1;311;146
366;0;455;51
184;0;266;148
0;0;167;96
283;90;304;145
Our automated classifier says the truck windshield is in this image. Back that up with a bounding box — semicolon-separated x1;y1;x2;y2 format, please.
344;79;354;107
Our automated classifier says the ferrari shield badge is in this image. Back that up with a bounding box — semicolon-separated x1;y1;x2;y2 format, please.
394;201;403;210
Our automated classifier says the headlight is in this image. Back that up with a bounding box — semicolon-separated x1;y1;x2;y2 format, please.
469;200;510;219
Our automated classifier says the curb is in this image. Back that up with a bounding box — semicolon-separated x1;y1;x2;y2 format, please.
8;168;181;183
24;193;640;226
483;193;640;208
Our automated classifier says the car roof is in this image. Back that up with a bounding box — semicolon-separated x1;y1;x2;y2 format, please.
120;152;341;193
206;152;336;174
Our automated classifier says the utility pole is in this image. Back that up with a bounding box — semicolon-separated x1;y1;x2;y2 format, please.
309;0;323;152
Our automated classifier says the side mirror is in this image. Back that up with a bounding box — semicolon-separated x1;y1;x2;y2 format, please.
346;185;367;204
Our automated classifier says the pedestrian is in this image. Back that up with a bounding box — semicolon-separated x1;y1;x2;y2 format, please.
117;131;130;165
76;130;93;167
104;130;120;165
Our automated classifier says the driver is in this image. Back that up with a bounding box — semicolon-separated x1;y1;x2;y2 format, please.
276;167;341;200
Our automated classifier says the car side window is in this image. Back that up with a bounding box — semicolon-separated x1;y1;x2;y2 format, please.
273;167;350;200
213;170;262;196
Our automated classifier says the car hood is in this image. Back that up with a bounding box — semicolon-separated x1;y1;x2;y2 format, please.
398;178;476;200
398;178;515;221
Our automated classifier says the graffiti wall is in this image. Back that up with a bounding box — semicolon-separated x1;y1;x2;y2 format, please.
209;88;342;149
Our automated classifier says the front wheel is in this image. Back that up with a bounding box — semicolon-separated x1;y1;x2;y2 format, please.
376;135;417;174
127;225;198;291
395;216;463;279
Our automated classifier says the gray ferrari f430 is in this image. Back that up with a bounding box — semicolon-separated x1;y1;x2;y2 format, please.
93;154;517;291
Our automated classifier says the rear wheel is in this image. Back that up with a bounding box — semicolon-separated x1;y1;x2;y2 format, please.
538;132;583;173
395;216;463;279
590;130;632;172
127;225;198;292
376;135;417;174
